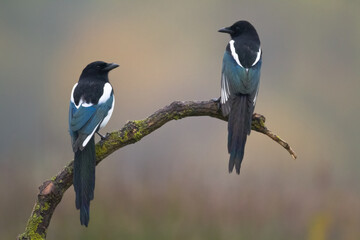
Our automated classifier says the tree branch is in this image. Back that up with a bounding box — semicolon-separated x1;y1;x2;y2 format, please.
17;99;297;240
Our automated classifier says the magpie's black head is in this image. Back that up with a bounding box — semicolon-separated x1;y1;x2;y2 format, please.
80;61;119;81
218;20;259;40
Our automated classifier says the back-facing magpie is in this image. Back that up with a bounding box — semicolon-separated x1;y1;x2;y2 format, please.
69;61;119;226
218;20;262;174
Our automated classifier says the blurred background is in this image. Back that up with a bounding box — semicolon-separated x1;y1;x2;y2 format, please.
1;0;359;239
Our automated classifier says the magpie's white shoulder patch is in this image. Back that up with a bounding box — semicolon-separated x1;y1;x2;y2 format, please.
251;47;262;66
71;83;84;109
229;40;243;68
99;96;115;129
82;102;93;107
98;83;113;104
70;83;78;104
75;99;83;109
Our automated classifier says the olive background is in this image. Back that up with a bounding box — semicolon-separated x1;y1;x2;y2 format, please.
1;1;359;239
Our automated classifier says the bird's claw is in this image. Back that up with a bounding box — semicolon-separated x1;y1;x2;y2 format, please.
212;97;221;103
212;97;221;110
96;131;107;141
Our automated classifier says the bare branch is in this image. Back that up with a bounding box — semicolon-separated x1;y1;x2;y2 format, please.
17;99;297;240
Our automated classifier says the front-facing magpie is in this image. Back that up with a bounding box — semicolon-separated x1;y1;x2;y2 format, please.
218;20;262;174
69;61;119;226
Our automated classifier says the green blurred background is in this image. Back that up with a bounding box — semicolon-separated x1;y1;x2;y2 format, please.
1;0;360;239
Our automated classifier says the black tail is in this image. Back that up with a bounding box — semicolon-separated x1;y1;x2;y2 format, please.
228;95;253;174
73;136;96;227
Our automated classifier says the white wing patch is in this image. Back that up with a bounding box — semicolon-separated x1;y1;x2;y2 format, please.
252;47;262;66
71;83;93;109
82;102;93;107
253;87;259;106
100;96;115;129
229;40;243;68
70;83;78;104
230;40;261;67
82;122;100;148
75;99;83;109
98;83;113;104
221;74;230;104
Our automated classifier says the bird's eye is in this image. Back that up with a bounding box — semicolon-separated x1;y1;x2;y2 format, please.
96;65;101;69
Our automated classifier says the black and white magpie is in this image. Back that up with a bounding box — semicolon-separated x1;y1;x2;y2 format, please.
218;20;262;174
69;61;118;226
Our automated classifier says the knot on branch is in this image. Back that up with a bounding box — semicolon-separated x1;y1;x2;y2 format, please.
168;100;184;109
251;113;267;133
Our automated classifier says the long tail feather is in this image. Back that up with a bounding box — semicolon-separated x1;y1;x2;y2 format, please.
73;136;96;227
228;95;252;174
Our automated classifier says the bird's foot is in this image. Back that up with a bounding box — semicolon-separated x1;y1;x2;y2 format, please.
96;131;107;141
212;97;221;110
212;97;221;102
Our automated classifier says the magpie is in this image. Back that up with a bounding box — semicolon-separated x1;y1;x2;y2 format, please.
69;61;118;226
218;20;262;174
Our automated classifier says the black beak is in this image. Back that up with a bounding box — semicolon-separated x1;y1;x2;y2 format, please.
104;63;119;71
218;27;234;34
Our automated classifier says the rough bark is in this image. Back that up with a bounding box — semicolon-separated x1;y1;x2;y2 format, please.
17;99;297;240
